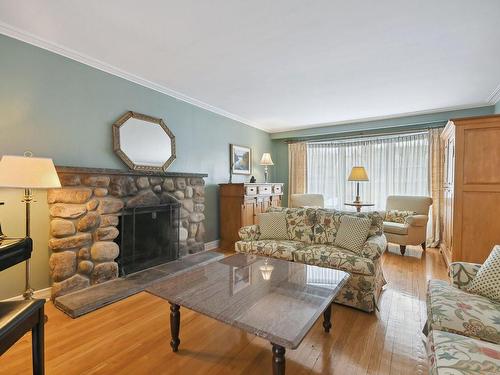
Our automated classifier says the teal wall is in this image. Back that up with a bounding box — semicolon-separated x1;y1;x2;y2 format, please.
273;105;497;205
0;34;272;299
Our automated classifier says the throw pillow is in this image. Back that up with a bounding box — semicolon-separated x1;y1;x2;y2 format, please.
334;215;371;254
467;246;500;302
385;209;416;224
257;212;288;240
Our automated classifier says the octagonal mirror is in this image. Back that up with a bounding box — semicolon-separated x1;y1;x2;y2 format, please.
113;111;176;172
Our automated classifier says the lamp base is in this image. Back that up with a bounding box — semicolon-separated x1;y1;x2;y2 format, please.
23;288;34;300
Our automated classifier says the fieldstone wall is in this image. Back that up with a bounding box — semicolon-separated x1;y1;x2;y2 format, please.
48;169;206;300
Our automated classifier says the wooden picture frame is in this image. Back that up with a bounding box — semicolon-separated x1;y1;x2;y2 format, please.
230;144;252;175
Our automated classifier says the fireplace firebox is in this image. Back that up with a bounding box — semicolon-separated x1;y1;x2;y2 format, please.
116;202;180;276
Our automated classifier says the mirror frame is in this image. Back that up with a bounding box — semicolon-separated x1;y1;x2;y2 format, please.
112;111;176;172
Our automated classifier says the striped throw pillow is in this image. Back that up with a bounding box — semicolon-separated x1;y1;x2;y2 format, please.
257;212;288;240
334;215;371;254
467;246;500;302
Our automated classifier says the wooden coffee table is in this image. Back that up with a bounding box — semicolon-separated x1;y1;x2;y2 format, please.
146;253;349;375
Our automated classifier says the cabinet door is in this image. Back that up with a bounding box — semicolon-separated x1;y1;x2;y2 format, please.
442;188;454;257
271;195;282;208
261;197;271;213
241;200;256;226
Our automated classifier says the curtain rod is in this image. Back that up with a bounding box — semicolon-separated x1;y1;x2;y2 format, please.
283;120;445;144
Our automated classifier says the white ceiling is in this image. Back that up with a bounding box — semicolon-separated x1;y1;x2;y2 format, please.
1;0;499;133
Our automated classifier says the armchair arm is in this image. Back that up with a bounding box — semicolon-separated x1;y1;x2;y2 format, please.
449;262;482;290
405;214;428;227
238;225;261;241
360;234;387;260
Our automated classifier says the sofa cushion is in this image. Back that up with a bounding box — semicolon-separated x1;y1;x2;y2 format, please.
428;330;500;375
468;245;500;302
334;216;371;254
385;209;415;224
313;209;341;244
293;244;376;276
383;221;408;235
427;280;500;344
235;240;305;261
257;212;288;240
268;207;316;243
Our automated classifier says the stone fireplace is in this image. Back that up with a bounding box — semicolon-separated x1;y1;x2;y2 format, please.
47;166;207;299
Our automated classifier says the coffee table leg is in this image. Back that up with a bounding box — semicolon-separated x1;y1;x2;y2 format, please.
323;303;332;333
169;303;180;352
271;343;286;375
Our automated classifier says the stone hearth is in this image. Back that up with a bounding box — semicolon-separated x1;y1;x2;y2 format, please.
47;166;207;299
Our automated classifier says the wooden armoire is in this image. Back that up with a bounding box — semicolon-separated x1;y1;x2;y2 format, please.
219;183;284;250
440;114;500;265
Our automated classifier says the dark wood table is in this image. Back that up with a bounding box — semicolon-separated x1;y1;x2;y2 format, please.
146;254;349;375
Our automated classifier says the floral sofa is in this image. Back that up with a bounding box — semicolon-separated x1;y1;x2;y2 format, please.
235;207;387;312
426;261;500;374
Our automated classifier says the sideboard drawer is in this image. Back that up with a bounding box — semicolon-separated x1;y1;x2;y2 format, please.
245;186;257;195
258;185;271;195
273;185;282;194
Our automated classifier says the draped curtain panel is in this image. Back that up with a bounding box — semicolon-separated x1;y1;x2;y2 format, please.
428;128;444;247
306;132;430;212
288;142;308;206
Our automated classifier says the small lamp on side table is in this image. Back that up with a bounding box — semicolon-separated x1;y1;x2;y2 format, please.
260;153;274;183
0;152;61;299
348;166;369;204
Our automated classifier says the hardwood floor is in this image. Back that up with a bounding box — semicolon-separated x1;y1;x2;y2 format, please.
0;246;448;375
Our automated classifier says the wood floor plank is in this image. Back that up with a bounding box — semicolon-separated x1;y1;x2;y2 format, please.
0;246;448;375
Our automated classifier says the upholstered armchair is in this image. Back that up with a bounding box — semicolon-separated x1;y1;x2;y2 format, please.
289;194;324;208
383;195;433;255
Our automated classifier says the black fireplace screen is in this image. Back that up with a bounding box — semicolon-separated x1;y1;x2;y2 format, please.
116;203;180;276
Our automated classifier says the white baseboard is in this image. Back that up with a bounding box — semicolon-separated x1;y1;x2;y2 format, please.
3;287;51;302
205;239;220;251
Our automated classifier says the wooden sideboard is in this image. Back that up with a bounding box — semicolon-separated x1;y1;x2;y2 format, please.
440;114;500;265
219;183;284;250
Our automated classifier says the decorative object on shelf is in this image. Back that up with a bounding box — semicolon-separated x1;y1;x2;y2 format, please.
0;201;4;241
0;152;61;299
348;166;369;203
250;176;256;183
230;144;251;175
113;111;176;172
260;153;274;182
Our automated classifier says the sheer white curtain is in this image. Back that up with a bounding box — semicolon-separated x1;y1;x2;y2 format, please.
307;132;429;210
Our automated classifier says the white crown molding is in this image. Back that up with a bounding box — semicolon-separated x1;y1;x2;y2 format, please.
269;103;494;135
0;22;270;132
487;83;500;105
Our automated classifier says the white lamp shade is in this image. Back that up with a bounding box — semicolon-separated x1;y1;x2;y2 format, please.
348;166;369;181
0;155;61;189
260;153;274;166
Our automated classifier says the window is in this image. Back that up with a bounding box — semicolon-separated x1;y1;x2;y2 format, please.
307;132;429;210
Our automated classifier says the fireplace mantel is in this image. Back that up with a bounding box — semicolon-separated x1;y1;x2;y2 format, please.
56;165;208;178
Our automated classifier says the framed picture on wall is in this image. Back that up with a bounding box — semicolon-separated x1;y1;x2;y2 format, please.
230;144;252;175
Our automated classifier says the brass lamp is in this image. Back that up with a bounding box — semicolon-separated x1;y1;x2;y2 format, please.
348;166;369;204
0;153;61;299
260;153;274;182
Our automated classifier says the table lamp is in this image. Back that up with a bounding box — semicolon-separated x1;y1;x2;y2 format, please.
348;166;368;204
260;153;274;182
0;152;61;299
